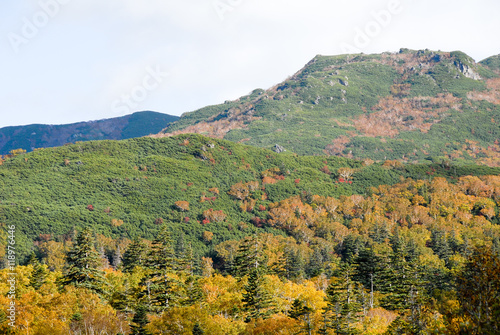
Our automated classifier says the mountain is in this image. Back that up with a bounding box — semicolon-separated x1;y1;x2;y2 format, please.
0;111;179;155
154;49;500;166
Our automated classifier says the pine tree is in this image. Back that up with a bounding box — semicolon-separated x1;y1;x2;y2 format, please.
242;267;272;322
61;228;108;296
430;229;451;264
110;281;133;313
130;304;151;335
456;247;500;334
122;238;148;273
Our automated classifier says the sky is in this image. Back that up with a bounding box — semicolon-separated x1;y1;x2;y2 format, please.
1;0;499;128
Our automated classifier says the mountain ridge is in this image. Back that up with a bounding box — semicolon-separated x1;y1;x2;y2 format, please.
153;49;500;166
0;111;179;155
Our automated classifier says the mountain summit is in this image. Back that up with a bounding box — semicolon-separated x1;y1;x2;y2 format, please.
154;49;500;166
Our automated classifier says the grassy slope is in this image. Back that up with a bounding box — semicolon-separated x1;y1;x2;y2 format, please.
163;50;500;164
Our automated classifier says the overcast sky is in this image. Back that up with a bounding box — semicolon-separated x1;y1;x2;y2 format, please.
1;0;499;128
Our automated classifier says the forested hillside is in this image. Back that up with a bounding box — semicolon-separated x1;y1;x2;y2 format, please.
1;134;500;333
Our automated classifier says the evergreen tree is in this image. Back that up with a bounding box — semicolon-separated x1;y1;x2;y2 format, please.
323;264;362;335
122;238;148;273
284;247;305;281
28;252;47;290
353;247;378;289
456;247;500;334
182;276;203;307
130;304;151;335
26;251;39;266
430;229;451;265
192;322;204;335
290;298;314;335
61;228;108;296
110;281;133;313
242;267;272;322
138;224;179;313
233;236;267;279
306;246;324;278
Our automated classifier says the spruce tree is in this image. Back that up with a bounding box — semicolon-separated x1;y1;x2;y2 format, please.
192;322;204;335
61;228;108;296
29;252;47;290
284;247;305;281
182;276;203;307
130;304;151;335
323;264;362;335
138;224;179;313
233;236;267;279
306;246;324;278
122;238;148;273
112;245;122;269
242;267;272;322
290;299;314;335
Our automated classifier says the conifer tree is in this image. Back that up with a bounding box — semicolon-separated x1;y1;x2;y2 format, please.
284;247;305;281
61;228;108;296
456;247;500;334
242;267;272;322
290;298;314;335
182;275;203;307
192;322;204;335
28;251;47;290
122;238;148;273
233;235;267;278
323;264;362;335
130;304;151;335
138;224;179;313
306;246;324;278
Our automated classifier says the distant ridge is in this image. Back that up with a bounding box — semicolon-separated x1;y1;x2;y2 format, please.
0;111;179;155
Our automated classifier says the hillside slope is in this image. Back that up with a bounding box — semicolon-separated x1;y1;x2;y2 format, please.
155;49;500;166
1;134;499;261
0;111;179;155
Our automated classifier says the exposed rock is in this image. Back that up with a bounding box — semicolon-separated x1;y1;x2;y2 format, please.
339;79;349;86
455;61;481;80
273;144;286;153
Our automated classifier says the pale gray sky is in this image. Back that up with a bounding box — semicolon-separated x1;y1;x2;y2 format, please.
1;0;499;128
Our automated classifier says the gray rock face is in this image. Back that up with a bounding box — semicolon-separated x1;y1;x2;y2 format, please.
273;144;286;153
455;60;481;80
338;78;349;86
